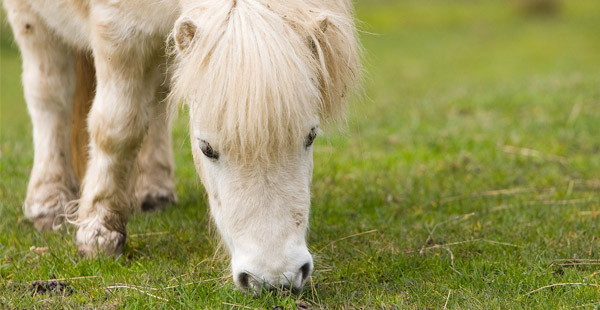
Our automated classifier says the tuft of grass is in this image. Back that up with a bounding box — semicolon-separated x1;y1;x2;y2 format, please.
2;0;600;308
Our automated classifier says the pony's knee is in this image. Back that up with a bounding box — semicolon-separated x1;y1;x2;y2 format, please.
88;108;149;156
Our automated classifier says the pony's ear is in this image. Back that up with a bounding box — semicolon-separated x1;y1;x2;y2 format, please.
318;16;329;33
308;16;330;57
174;18;198;53
305;12;361;121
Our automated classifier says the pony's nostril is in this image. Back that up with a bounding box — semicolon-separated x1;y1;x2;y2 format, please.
300;262;312;283
237;272;250;290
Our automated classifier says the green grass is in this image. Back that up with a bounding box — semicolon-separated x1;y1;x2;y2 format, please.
2;0;600;308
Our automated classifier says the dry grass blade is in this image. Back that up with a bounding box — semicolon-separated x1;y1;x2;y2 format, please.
129;231;170;238
443;247;462;276
317;229;378;252
573;301;600;309
320;281;346;286
503;145;568;164
32;275;100;282
404;239;481;254
164;276;228;289
553;259;600;262
438;187;532;205
103;276;228;302
106;284;169;301
309;275;322;307
406;238;520;254
571;179;600;191
549;258;600;268
443;289;452;310
482;239;521;248
407;239;480;254
579;211;600;216
221;302;254;309
557;263;600;267
519;283;600;299
490;204;514;212
531;198;596;206
567;100;582;125
29;246;49;255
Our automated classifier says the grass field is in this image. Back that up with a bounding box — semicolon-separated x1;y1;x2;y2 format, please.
2;0;600;308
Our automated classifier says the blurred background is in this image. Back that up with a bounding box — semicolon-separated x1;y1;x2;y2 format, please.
353;0;599;141
2;0;599;158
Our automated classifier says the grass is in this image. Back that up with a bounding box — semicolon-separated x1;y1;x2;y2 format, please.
2;0;600;308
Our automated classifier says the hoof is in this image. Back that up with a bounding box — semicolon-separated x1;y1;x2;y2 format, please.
140;192;177;212
24;185;75;231
76;219;126;257
32;216;58;231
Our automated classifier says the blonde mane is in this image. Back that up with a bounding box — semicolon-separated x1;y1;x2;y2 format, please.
170;0;360;164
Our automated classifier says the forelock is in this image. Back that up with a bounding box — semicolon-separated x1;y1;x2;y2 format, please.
170;0;361;164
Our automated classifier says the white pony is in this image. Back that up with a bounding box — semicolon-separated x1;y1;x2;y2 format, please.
3;0;360;292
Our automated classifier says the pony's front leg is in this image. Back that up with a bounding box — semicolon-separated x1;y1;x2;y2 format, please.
75;24;161;256
3;0;78;230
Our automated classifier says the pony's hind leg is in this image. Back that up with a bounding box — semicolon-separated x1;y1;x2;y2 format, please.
4;0;78;230
135;78;177;212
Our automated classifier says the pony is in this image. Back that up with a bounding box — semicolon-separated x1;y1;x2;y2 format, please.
3;0;360;293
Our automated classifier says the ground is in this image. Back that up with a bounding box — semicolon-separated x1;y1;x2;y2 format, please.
1;0;600;309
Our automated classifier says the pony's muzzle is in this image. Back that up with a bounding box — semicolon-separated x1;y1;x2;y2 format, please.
234;260;313;294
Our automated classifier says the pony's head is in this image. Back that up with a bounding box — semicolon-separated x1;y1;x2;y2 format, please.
171;0;359;293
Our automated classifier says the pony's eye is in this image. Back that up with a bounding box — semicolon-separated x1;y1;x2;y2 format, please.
200;140;219;160
305;127;318;148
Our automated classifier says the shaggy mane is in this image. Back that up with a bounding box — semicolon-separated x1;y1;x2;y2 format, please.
170;0;360;164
